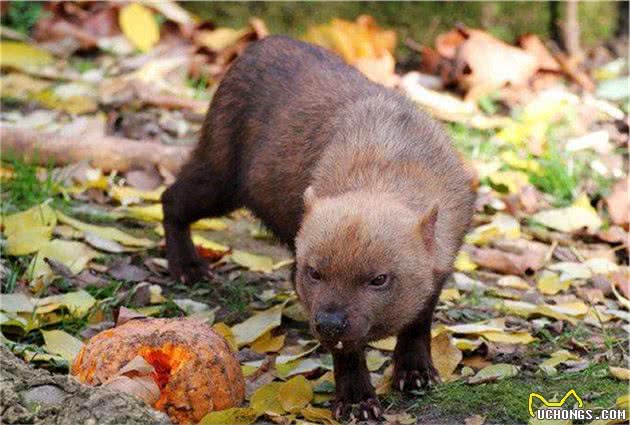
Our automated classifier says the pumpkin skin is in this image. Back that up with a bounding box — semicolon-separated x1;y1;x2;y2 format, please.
72;318;245;425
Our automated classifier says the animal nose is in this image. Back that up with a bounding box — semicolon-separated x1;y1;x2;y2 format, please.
314;311;349;338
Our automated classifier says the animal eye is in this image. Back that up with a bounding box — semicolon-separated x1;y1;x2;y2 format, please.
307;267;321;281
369;274;389;288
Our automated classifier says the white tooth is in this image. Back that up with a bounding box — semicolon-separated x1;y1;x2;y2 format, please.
335;341;343;350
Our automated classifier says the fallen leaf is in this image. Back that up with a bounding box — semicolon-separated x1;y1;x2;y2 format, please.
465;213;521;246
213;322;237;351
532;195;602;232
369;336;397;351
41;329;84;363
0;41;53;71
198;407;259;425
230;250;274;273
540;350;579;368
0;293;35;313
196;27;249;51
278;375;313;413
496;275;531;290
119;3;160;52
431;333;463;381
301;405;338;425
250;382;285;415
468;363;519;384
36;290;96;317
537;271;570;295
468;240;547;276
109;185;165;206
2;203;57;255
251;331;286;354
231;304;284;347
366;349;389;372
605;179;629;227
609;366;630;381
454;251;478;272
479;331;535;345
27;240;98;282
57;210;155;248
440;288;461;302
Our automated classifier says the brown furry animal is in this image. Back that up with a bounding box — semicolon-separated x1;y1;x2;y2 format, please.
162;36;475;420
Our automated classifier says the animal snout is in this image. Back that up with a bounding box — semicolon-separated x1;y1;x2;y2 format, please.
314;311;349;339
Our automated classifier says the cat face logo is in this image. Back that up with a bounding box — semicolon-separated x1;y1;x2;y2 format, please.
528;389;584;417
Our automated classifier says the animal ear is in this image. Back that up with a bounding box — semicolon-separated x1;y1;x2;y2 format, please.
417;205;438;253
303;186;318;211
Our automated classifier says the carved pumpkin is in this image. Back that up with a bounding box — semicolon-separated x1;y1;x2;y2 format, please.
72;318;245;424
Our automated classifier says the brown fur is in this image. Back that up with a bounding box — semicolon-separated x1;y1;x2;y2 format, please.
162;36;475;419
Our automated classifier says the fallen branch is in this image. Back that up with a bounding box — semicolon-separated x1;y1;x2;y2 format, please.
1;126;193;174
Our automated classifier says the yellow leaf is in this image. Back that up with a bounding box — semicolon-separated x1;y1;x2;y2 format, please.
452;337;483;351
27;240;98;283
56;211;155;248
32;90;98;115
109;185;165;206
41;329;84;363
2;203;57;231
446;318;505;334
488;170;530;194
439;288;461;302
212;322;237;351
301;405;339;425
6;226;53;256
500;151;541;175
532;195;602;232
610;366;630;381
230;250;274;273
129;205;227;230
454;251;478;272
278;376;313;413
366;349;389;372
468;363;519;384
543;301;588;317
36;290;96;317
497;275;531;290
231;303;284;347
196;28;249;51
369;336;397;351
199;407;259;425
0;41;53;71
119;3;160;52
536;272;570;295
251;331;286;354
479;330;535;345
431;333;462;381
465;213;521;246
541;350;579;368
250;382;285;415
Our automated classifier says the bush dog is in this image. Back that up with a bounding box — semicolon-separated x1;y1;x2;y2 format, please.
162;36;475;420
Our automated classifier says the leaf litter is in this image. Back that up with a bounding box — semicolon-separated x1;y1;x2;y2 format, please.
0;3;628;425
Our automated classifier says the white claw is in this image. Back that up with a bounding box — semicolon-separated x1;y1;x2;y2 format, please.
362;411;369;420
372;406;381;418
416;379;422;388
335;341;343;350
399;379;405;392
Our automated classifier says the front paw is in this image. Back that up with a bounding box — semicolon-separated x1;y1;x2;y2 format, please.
393;363;440;392
168;257;209;284
333;396;382;422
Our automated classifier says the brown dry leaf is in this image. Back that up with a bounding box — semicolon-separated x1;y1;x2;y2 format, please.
467;239;547;276
606;179;629;227
454;27;538;96
431;333;463;381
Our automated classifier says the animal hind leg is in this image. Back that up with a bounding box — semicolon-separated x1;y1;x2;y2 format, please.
161;163;234;283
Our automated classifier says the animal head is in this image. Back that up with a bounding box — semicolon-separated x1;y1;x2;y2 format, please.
294;187;440;351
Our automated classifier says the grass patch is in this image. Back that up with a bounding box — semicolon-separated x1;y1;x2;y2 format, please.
447;124;498;160
400;363;625;424
1;1;44;35
1;156;59;214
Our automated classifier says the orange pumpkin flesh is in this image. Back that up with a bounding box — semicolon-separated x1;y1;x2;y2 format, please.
72;318;245;425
